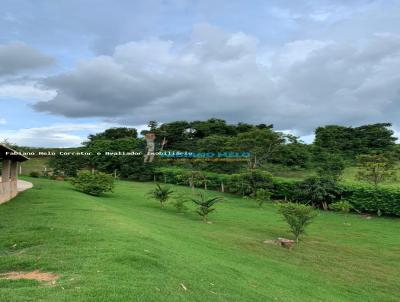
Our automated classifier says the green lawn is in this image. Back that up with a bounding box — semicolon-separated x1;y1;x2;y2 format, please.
0;178;399;302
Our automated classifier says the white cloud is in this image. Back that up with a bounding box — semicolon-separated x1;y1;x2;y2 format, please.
0;118;6;125
0;42;55;76
0;123;120;147
32;25;400;134
0;82;56;102
34;24;274;123
270;40;333;71
0;42;56;104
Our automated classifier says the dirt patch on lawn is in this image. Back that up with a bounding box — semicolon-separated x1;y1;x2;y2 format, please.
0;270;60;283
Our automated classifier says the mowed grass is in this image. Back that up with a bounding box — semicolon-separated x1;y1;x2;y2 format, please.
0;178;399;302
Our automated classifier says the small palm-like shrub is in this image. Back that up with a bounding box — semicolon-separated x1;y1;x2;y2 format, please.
71;171;114;196
278;203;317;243
149;184;173;208
173;193;190;213
191;193;222;222
252;189;271;207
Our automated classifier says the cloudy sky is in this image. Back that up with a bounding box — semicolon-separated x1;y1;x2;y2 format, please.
1;0;400;147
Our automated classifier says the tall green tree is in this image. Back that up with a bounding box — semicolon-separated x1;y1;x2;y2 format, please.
190;118;237;138
235;128;285;168
156;121;193;150
194;134;242;173
196;135;233;153
272;139;312;168
86;127;138;142
355;123;397;153
85;138;142;173
316;153;345;181
49;151;89;177
314;123;396;157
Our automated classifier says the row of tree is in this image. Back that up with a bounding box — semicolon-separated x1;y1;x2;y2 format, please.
45;119;398;177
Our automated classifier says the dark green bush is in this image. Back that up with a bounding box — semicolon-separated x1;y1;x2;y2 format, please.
227;169;273;196
29;171;40;178
329;200;352;213
71;171;114;196
271;178;300;201
298;177;342;210
155;167;186;184
341;184;400;216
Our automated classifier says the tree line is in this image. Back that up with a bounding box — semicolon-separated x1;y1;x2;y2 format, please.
42;119;398;179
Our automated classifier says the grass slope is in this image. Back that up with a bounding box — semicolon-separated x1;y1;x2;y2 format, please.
273;165;400;187
19;158;49;176
0;178;399;302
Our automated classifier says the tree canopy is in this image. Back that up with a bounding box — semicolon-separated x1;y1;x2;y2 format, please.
315;123;396;157
86;127;138;142
48;119;398;179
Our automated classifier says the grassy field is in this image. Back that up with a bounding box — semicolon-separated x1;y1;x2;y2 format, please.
18;158;49;176
0;178;399;302
18;158;400;188
273;165;400;187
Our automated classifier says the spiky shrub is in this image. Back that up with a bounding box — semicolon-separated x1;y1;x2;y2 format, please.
329;200;352;224
278;203;317;243
173;193;190;213
149;184;173;208
191;193;222;222
252;189;272;207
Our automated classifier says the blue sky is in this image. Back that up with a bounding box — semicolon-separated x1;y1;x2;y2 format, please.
1;0;400;146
